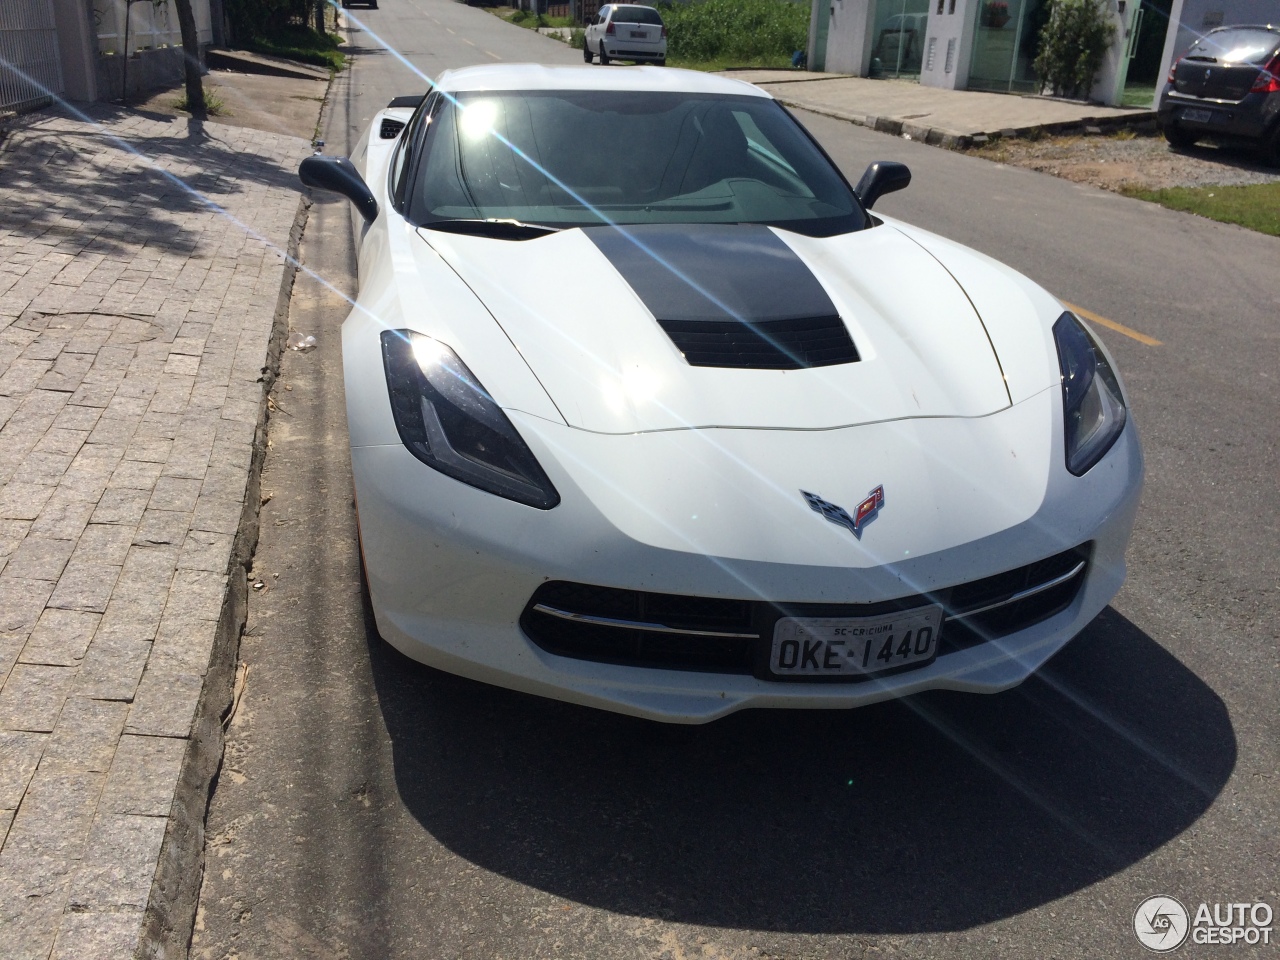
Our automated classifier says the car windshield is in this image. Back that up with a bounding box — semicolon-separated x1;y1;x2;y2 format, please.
1186;28;1278;64
611;6;663;24
409;91;866;236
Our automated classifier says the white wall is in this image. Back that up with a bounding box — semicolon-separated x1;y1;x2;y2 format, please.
93;0;212;56
821;0;877;74
919;0;978;89
52;0;95;101
1089;0;1141;104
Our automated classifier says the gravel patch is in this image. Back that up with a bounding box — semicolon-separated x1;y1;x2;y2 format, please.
966;132;1280;191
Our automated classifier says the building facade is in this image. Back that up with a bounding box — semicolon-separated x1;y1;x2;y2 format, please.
807;0;1275;106
1;0;217;113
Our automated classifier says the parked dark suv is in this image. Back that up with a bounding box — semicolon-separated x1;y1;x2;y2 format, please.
1157;24;1280;165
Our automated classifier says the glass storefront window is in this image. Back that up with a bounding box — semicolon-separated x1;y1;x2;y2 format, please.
870;0;931;79
967;0;1047;93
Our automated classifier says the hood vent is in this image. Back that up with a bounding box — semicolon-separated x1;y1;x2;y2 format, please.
658;315;857;369
586;223;859;371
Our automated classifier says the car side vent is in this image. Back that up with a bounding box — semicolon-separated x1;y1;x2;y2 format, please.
657;315;859;370
380;118;406;139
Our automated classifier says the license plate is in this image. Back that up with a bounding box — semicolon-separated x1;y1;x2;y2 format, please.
770;606;943;678
630;30;646;39
1182;108;1213;123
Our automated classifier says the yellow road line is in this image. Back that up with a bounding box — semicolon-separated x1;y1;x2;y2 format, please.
1062;302;1163;347
484;50;501;59
463;37;476;46
446;27;455;34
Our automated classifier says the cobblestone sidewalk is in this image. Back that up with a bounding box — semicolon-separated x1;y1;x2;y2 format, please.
0;105;310;958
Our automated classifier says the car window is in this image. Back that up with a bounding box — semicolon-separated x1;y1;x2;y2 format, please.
408;90;865;237
1185;28;1279;64
611;6;663;24
390;93;438;213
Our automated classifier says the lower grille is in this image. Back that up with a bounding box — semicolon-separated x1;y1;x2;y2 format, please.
519;545;1090;676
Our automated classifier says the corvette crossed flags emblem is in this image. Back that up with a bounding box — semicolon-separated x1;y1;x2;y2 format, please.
801;486;885;538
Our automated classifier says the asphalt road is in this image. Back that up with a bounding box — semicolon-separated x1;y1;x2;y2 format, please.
190;3;1280;958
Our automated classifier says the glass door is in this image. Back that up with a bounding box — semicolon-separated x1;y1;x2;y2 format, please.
1122;0;1174;106
870;0;931;79
967;0;1047;93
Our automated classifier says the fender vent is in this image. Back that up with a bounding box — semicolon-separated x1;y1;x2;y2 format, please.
380;118;406;139
658;315;858;369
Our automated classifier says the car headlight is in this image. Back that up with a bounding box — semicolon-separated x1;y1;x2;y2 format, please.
380;330;560;509
1053;311;1128;476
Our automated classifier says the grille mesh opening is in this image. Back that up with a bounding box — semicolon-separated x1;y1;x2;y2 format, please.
657;315;858;370
520;545;1090;676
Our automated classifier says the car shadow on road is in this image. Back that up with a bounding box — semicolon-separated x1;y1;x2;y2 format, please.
366;605;1234;934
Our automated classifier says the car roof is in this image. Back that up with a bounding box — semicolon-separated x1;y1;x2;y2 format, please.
1205;23;1279;33
431;64;771;98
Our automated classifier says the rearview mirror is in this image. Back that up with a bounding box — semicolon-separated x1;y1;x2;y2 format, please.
854;161;911;210
299;155;379;224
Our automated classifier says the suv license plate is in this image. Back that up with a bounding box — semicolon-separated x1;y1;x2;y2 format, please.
770;606;943;678
1182;108;1213;123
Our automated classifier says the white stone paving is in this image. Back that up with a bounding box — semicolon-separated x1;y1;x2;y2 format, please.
0;104;310;959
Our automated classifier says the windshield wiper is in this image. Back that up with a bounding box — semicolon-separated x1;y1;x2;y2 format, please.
422;218;560;240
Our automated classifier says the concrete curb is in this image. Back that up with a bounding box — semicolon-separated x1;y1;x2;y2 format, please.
206;49;331;83
773;93;1157;150
134;190;309;960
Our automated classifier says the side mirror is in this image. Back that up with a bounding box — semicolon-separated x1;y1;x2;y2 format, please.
299;155;379;224
854;161;911;210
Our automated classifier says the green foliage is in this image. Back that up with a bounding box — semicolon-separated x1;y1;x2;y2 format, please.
224;0;304;40
224;0;343;68
570;27;586;49
175;89;227;116
656;0;809;65
248;25;345;71
1120;182;1280;237
507;9;572;27
1033;0;1116;98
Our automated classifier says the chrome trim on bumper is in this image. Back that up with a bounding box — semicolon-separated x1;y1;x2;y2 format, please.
530;603;759;639
944;560;1087;623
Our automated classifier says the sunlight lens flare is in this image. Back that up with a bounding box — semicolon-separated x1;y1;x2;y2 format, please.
460;99;499;140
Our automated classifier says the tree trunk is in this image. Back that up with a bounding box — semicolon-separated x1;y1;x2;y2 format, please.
315;0;327;35
173;0;206;118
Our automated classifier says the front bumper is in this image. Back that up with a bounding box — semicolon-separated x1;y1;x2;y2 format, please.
351;395;1144;723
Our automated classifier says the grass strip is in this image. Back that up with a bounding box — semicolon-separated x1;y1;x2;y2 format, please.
658;0;808;64
245;25;345;72
1121;182;1280;237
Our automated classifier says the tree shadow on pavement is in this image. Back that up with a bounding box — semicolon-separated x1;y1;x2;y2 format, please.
368;606;1234;934
0;102;305;260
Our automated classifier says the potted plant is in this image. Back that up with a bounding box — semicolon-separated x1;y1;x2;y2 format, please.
982;1;1011;28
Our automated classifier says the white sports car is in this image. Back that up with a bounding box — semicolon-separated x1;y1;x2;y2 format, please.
299;65;1143;723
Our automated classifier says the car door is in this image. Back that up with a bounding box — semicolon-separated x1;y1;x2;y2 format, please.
592;7;609;53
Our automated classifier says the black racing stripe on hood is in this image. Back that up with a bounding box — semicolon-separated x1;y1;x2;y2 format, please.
585;223;858;370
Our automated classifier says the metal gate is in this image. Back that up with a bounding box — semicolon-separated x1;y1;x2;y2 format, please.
0;0;64;114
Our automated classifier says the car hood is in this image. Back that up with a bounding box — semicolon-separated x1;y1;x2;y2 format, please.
419;223;1012;434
